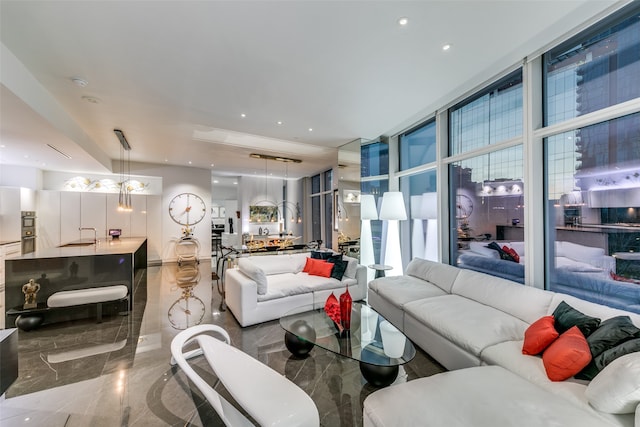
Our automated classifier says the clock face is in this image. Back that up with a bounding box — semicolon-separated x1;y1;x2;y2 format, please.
456;194;474;219
168;293;205;330
169;193;206;225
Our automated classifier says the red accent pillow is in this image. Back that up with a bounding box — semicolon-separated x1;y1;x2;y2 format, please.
308;259;334;277
502;245;520;263
522;315;559;355
542;326;592;381
302;257;315;273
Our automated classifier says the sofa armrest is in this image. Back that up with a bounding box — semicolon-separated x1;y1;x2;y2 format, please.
225;269;259;327
352;264;367;300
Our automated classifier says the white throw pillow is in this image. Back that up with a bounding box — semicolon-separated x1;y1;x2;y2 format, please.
238;258;268;295
585;352;640;414
342;255;358;279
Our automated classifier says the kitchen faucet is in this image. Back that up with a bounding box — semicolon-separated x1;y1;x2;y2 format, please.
79;227;97;244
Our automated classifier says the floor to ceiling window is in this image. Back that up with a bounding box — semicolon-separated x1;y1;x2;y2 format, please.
361;141;389;265
398;120;438;262
448;70;525;280
310;170;333;248
543;4;640;306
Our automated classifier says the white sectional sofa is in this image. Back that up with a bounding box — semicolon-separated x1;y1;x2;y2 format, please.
225;252;366;327
364;258;640;427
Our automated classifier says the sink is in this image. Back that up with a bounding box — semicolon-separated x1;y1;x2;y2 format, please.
59;241;95;247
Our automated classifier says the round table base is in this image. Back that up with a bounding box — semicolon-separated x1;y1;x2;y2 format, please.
284;331;315;357
359;362;399;387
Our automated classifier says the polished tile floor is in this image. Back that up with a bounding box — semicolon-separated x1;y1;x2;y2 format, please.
0;261;445;426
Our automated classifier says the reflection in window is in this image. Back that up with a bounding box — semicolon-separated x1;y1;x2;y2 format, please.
361;179;388;266
399;120;436;170
546;113;640;302
400;171;437;261
450;70;523;156
361;142;389;177
544;3;640;126
450;146;525;281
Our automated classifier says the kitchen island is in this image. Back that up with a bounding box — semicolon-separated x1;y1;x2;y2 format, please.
4;238;147;329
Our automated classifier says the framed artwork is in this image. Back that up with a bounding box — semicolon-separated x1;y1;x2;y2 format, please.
211;207;219;218
219;207;226;217
250;205;279;223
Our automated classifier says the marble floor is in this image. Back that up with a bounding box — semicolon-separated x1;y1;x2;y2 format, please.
0;261;445;427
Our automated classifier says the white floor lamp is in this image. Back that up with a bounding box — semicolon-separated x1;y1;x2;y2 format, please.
410;195;426;260
379;192;407;276
421;192;438;261
360;195;378;284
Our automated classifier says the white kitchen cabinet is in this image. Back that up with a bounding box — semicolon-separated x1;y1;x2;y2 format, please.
37;190;61;249
1;241;22;288
80;193;106;239
60;192;81;244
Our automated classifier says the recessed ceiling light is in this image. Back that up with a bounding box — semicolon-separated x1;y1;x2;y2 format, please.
188;161;192;165
241;113;246;118
0;144;5;148
210;163;214;167
71;77;88;87
398;17;409;26
213;180;219;184
442;44;451;51
164;159;168;162
308;128;313;132
24;155;29;159
277;121;283;125
81;95;100;104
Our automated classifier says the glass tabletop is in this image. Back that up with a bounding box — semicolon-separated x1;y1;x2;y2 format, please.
280;302;415;367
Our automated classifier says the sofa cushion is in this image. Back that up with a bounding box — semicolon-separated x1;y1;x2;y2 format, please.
363;366;612;427
467;241;501;259
369;275;447;309
245;253;308;276
555;256;603;273
556;241;605;262
586;352;640;414
552;301;601;337
238;258;268;295
405;258;460;293
522;315;559;355
452;269;553;324
256;272;347;302
404;294;529;357
542;326;592;381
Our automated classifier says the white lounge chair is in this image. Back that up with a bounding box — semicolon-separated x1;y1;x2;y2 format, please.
170;324;319;427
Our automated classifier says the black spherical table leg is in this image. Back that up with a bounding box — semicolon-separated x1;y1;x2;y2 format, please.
15;314;44;331
359;362;399;387
284;331;315;357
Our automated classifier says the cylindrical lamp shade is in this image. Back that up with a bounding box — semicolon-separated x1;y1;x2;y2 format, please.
379;192;407;220
360;195;378;220
421;192;437;220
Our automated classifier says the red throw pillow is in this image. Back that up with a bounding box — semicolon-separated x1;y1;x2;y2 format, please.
522;315;559;355
542;326;592;381
502;245;520;263
302;257;314;273
308;259;334;277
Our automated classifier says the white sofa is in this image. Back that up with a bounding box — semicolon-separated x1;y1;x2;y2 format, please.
225;252;366;327
364;258;640;427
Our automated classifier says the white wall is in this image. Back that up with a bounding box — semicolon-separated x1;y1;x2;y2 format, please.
0;165;42;190
128;162;211;263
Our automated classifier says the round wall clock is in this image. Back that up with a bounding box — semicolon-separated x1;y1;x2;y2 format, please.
456;194;474;219
169;193;206;225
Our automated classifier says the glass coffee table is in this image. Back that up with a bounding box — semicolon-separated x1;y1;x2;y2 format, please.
280;302;415;387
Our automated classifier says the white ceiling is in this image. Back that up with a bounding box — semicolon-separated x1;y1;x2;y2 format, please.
0;0;622;180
